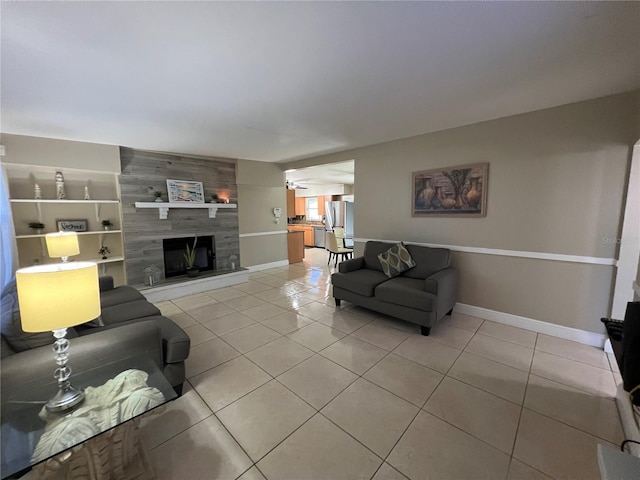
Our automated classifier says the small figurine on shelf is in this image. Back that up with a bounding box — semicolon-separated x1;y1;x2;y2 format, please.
84;186;91;200
101;220;113;231
211;194;220;203
28;222;45;235
34;183;42;199
98;245;111;260
55;171;66;200
154;191;163;202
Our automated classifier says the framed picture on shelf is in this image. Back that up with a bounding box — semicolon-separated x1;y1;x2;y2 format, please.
166;179;205;203
412;162;488;217
56;219;88;232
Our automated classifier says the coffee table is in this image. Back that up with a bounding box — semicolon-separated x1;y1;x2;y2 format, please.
1;354;177;479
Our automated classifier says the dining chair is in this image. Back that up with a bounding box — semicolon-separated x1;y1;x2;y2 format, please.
326;231;353;267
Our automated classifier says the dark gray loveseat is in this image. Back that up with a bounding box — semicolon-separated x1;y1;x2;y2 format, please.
331;241;458;335
1;276;190;395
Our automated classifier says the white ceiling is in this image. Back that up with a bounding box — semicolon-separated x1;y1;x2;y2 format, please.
286;160;355;188
1;2;638;163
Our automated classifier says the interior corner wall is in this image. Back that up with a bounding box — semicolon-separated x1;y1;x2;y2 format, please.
300;91;640;334
236;160;288;267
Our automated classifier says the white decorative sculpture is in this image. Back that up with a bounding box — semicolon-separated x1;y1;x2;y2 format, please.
84;186;90;200
34;183;42;200
55;172;66;200
32;369;165;463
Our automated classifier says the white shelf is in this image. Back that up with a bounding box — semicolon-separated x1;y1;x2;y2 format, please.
22;256;124;267
97;256;125;264
10;199;119;204
134;202;237;219
16;230;123;239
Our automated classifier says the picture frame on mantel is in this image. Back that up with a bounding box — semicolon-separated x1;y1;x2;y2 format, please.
166;179;205;203
412;162;488;217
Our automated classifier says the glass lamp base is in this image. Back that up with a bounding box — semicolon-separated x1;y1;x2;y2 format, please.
45;384;85;413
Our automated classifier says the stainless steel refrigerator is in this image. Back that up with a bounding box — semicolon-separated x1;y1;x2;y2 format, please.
325;201;354;239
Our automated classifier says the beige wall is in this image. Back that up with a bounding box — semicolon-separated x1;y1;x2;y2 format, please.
294;91;639;333
1;134;121;173
236;159;288;267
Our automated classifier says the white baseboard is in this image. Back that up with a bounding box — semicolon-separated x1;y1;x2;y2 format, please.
246;260;290;272
454;303;607;348
141;270;250;302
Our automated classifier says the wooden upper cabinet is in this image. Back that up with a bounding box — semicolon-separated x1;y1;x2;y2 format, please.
286;189;295;217
295;197;306;216
317;196;325;216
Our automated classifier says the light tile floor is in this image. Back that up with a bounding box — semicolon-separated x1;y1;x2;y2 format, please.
145;248;623;480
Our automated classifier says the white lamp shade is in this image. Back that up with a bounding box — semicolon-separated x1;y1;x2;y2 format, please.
45;232;80;258
16;262;101;332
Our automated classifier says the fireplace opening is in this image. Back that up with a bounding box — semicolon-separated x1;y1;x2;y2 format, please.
163;236;215;278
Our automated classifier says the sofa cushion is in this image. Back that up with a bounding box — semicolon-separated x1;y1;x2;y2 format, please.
100;285;145;308
76;315;190;364
378;242;416;278
100;299;161;325
401;245;451;279
332;269;390;297
363;241;397;272
375;277;436;312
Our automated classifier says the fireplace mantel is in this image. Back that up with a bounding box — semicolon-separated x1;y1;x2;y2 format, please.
134;202;237;220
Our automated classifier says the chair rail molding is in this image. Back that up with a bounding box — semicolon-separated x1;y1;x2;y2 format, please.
353;238;616;266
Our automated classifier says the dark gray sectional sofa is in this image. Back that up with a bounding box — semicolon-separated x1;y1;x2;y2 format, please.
331;241;459;335
1;276;190;395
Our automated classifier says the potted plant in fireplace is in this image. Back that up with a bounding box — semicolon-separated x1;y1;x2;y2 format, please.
183;236;199;277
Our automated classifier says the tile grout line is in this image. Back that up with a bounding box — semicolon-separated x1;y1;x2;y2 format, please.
506;332;538;478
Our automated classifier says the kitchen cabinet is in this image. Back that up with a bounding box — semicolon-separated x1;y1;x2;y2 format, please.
287;231;304;264
318;196;325;216
303;227;314;246
286;189;295;218
288;225;314;247
295;197;306;216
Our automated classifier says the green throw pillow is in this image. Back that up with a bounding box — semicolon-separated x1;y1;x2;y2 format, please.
377;242;416;278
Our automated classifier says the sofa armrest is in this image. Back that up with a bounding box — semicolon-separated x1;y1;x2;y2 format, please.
339;256;365;273
424;268;459;316
1;320;164;393
99;275;115;292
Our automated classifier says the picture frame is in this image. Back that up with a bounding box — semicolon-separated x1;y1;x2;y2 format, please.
412;163;488;217
166;179;205;203
56;219;88;232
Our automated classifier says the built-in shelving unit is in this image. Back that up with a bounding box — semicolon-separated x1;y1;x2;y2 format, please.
134;202;237;219
4;163;127;285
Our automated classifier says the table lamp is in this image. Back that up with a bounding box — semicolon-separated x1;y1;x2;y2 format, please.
45;231;80;262
16;262;101;412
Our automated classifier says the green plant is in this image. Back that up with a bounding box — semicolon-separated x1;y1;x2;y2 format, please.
101;219;113;227
183;236;198;269
211;194;219;202
154;191;163;198
28;222;45;229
